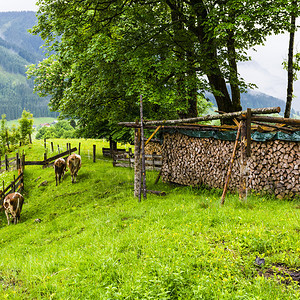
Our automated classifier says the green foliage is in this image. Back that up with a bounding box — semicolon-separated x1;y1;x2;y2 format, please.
0;139;299;298
283;52;300;81
35;120;75;140
18;109;34;144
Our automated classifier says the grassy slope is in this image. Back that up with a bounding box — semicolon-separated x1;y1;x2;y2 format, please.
0;139;299;299
6;117;57;128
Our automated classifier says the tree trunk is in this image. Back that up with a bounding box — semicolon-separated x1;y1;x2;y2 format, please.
284;2;296;118
227;26;242;112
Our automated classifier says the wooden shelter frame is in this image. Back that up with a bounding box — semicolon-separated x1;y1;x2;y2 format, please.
120;106;300;203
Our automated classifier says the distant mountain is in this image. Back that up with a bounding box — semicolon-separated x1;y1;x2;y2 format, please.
0;11;58;120
206;89;299;117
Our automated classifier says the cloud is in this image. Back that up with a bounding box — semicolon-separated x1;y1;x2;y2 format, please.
239;29;300;111
0;0;37;12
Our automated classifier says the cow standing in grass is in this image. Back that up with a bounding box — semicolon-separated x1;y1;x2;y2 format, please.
54;157;67;186
67;154;81;183
3;192;24;225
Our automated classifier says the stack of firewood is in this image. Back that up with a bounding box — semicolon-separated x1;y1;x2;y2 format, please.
161;132;299;199
145;141;162;155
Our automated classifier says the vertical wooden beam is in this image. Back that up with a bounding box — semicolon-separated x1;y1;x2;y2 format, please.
93;145;96;162
140;95;147;199
78;142;81;155
51;142;54;152
246;108;252;157
5;155;8;171
239;119;248;201
16;153;19;170
134;127;142;200
44;138;46;150
22;152;25;171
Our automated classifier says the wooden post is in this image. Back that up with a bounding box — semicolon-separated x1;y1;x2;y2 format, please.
134;127;142;200
0;155;2;171
239;120;248;201
221;122;242;205
44;138;46;150
58;145;60;153
51;142;54;152
140;95;147;199
16;153;19;170
246;108;252;157
44;152;47;168
22;153;25;171
93;145;96;162
29;133;32;144
19;169;24;191
13;175;15;192
5;155;8;171
78;142;81;155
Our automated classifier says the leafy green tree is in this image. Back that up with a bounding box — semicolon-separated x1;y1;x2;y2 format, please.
35;120;75;140
10;124;21;147
28;0;297;134
0;114;10;153
18;109;34;145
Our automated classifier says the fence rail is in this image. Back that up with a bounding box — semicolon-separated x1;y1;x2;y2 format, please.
24;147;77;167
0;154;21;173
113;152;162;171
0;170;24;205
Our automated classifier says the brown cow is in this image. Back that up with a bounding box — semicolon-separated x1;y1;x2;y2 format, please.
54;157;67;186
67;154;81;183
3;192;24;225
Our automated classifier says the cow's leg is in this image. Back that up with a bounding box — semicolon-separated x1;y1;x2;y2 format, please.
5;211;10;225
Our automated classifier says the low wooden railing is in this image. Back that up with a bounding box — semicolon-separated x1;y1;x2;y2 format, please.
113;152;162;171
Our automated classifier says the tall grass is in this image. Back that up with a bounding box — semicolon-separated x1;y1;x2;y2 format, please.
0;139;299;299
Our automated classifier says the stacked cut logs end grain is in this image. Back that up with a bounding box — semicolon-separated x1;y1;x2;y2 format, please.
248;140;299;199
161;133;299;198
144;141;162;155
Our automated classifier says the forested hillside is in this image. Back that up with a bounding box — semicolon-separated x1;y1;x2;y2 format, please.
0;11;58;120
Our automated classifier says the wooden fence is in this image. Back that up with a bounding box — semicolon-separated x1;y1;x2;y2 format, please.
0;153;22;173
0;170;24;205
113;152;162;171
24;147;77;168
102;147;131;158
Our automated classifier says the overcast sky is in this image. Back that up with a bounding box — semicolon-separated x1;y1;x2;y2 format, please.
1;0;300;110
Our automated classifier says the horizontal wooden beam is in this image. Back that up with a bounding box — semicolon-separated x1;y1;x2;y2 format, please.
249;116;300;126
119;107;281;127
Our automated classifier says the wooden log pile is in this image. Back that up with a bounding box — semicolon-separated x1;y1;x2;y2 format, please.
144;141;162;155
161;132;299;199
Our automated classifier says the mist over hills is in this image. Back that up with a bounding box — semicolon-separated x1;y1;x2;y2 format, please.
207;89;299;117
0;11;297;121
0;11;57;120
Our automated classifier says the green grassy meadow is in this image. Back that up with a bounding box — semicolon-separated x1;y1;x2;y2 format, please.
0;139;299;299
